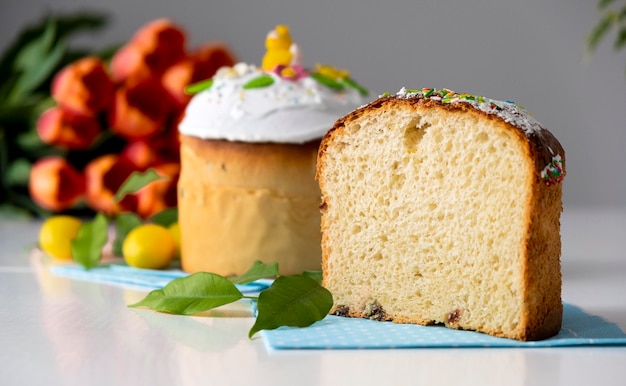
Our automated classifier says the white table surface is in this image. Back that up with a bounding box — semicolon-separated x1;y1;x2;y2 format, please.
1;207;625;386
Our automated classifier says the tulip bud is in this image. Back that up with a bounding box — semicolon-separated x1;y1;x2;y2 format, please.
111;19;186;83
36;107;101;150
192;42;237;81
134;162;180;218
162;43;236;108
120;140;161;170
84;154;138;215
108;79;174;141
29;157;86;212
51;57;114;116
161;57;195;107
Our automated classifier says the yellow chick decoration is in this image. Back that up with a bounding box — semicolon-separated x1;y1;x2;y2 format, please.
262;25;295;71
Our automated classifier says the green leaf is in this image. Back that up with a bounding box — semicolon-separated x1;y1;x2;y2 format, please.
310;73;345;91
302;270;323;285
343;78;369;96
614;26;626;50
54;12;109;41
11;39;65;100
242;74;275;90
15;129;64;158
0;203;32;219
587;12;619;52
149;208;178;227
598;0;617;10
248;275;333;338
0;12;107;87
228;260;279;285
129;272;244;315
185;78;214;95
4;158;31;187
114;168;165;202
14;16;57;72
71;213;108;270
113;212;143;257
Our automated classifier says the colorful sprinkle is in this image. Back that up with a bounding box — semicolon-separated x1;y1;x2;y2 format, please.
541;155;565;186
393;86;565;186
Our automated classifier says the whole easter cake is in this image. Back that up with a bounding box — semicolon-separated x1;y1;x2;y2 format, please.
178;25;368;276
317;88;565;341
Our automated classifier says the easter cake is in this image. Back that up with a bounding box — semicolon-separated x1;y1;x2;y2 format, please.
177;25;368;276
317;88;565;341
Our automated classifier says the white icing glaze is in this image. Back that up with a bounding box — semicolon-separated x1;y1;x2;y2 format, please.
179;63;367;144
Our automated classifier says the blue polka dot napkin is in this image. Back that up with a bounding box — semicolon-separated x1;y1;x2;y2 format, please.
47;266;626;349
49;263;272;293
261;303;626;350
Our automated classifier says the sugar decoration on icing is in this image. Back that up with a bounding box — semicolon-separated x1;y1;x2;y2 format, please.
179;25;368;144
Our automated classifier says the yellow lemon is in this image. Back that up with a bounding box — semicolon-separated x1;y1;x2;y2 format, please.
167;222;181;258
38;215;83;260
122;224;176;269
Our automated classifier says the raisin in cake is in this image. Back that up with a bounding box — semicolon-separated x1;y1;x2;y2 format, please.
316;87;565;341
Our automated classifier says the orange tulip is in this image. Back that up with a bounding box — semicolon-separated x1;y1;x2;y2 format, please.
84;154;138;215
162;43;236;107
192;42;237;81
36;106;101;150
161;57;195;107
110;19;186;83
29;157;86;212
133;161;180;218
119;140;161;170
108;79;175;141
51;57;114;116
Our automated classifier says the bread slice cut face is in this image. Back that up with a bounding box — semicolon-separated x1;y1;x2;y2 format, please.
317;89;565;341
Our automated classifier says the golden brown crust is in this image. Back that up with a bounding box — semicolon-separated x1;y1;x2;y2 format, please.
318;94;565;341
319;96;564;182
182;135;321;195
179;135;323;276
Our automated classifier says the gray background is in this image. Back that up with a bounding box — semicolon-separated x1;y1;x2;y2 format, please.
2;0;625;209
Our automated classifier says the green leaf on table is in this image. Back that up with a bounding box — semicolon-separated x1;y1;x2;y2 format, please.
71;213;108;270
248;275;333;338
149;208;178;227
113;212;143;257
114;168;164;202
129;272;244;315
302;270;323;285
228;260;279;285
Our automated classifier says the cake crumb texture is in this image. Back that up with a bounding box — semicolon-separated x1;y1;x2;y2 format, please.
317;90;564;341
